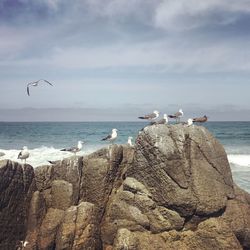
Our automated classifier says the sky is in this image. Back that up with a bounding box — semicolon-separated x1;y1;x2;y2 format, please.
1;0;250;121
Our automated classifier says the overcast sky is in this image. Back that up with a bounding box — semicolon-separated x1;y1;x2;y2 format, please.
1;0;250;121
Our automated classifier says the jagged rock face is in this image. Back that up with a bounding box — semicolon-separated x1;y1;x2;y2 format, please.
0;160;35;250
1;125;250;249
127;124;234;217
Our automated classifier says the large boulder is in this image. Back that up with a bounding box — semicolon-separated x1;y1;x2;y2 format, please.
0;160;35;250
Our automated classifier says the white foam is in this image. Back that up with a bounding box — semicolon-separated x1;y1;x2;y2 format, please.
227;154;250;168
0;145;103;168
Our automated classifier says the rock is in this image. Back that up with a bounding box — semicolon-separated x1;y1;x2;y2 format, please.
38;208;65;249
56;202;101;250
127;124;234;217
51;180;73;210
0;160;35;250
1;124;250;249
222;185;250;249
113;218;241;250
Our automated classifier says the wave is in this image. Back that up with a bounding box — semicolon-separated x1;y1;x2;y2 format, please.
1;147;250;171
0;145;103;168
227;154;250;169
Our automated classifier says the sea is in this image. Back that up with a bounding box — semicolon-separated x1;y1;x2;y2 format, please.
0;121;249;193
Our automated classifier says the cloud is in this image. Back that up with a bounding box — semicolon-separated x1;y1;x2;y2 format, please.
154;0;250;31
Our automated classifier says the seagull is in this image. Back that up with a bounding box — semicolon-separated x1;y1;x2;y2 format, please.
193;115;208;123
127;136;133;146
0;152;5;157
26;79;53;96
60;141;84;155
168;109;183;123
138;110;160;120
151;114;168;125
187;118;193;126
102;128;118;144
17;146;30;164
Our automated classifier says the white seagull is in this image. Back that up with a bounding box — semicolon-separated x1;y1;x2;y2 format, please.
102;128;118;144
138;110;160;120
27;79;53;96
60;141;84;155
151;114;168;125
187;118;193;126
17;146;30;164
168;109;183;123
127;136;133;146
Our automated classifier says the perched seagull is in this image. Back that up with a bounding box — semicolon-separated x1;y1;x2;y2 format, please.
127;136;133;146
187;118;193;126
60;141;84;155
102;128;118;144
193;115;208;123
168;109;183;123
151;114;168;125
17;146;30;164
0;152;5;157
138;110;160;120
26;79;53;96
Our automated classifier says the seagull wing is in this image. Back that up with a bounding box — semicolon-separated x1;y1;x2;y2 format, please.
102;134;112;141
60;146;78;152
26;86;30;96
138;112;156;119
168;115;176;118
42;79;53;86
174;111;182;117
17;151;22;159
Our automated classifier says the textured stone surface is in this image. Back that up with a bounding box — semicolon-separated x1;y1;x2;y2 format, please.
127;124;234;217
0;160;35;250
1;124;250;249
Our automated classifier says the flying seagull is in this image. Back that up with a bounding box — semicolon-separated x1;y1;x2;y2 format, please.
60;141;84;155
27;79;53;96
151;114;168;125
17;146;30;164
168;109;183;123
138;110;160;120
127;136;133;146
102;128;118;144
193;115;208;123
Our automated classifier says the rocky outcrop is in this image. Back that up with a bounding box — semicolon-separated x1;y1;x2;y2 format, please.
1;124;250;249
0;160;35;250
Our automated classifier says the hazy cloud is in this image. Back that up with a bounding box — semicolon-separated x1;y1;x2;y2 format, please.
0;0;250;120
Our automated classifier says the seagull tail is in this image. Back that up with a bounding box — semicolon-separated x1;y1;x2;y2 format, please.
138;116;146;119
60;149;67;151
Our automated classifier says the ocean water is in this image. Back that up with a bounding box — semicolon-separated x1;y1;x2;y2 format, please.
0;122;249;193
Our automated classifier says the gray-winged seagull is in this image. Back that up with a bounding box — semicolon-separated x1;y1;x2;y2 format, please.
193;115;208;123
60;141;84;155
138;110;160;120
27;79;53;96
151;114;168;125
168;109;183;123
17;146;30;164
102;128;118;144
